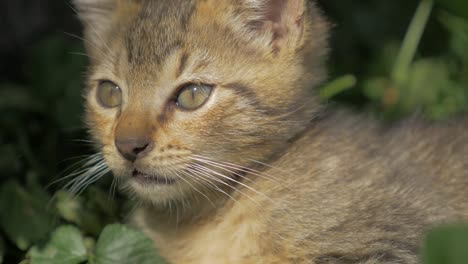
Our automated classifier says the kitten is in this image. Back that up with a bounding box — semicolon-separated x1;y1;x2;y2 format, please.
74;0;468;263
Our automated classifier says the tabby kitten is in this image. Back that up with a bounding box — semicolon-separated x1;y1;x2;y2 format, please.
74;0;468;263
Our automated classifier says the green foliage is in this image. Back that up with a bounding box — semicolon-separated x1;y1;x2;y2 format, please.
23;225;166;264
321;0;468;120
423;225;468;264
0;180;55;251
0;1;467;263
29;226;87;264
93;224;166;264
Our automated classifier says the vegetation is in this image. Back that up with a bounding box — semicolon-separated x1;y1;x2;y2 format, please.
0;0;467;263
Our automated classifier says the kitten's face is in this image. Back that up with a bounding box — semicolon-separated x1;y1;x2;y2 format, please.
77;0;327;203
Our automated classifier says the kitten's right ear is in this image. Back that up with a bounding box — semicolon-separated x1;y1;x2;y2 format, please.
73;0;116;44
73;0;140;60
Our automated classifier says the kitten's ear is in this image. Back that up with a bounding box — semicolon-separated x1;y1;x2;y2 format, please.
237;0;307;53
73;0;140;60
73;0;116;45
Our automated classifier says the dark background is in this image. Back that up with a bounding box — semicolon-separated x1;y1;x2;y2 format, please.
0;0;467;263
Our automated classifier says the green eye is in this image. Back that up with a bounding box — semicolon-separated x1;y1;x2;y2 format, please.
97;81;122;108
176;84;213;110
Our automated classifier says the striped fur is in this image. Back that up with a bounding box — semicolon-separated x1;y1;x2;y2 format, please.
75;0;468;263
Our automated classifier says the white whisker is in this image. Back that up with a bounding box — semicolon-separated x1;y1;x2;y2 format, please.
57;152;110;196
188;164;261;205
192;154;286;184
172;168;215;208
184;167;239;204
190;163;271;202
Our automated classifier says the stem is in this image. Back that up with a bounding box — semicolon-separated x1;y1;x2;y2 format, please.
392;0;434;84
319;74;357;99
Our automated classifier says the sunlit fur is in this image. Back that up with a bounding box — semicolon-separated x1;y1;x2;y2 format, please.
74;0;468;263
75;0;328;205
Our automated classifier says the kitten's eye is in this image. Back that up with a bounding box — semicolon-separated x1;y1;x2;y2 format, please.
97;81;122;108
176;84;213;110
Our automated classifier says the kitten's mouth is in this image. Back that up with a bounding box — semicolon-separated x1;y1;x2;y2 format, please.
132;169;177;185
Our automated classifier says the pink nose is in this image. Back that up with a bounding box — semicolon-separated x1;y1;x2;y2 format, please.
115;138;153;162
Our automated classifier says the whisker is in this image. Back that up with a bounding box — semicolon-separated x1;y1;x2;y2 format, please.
184;167;238;204
192;154;286;184
68;51;98;61
190;162;273;203
190;157;286;192
56;152;110;196
108;177;118;204
188;164;261;205
171;168;216;208
67;163;109;195
172;157;225;202
48;153;103;189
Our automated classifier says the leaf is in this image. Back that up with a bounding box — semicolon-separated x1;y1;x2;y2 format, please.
439;12;468;61
404;59;448;108
401;58;468;119
29;226;87;264
93;224;167;264
436;0;468;20
55;190;111;236
0;181;55;250
423;224;468;264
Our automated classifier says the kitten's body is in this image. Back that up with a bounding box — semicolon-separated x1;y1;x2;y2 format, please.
74;0;468;263
134;111;468;263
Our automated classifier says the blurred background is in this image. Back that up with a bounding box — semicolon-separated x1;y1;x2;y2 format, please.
0;0;467;263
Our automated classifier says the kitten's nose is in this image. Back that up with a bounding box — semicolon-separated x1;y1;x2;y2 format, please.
115;138;153;162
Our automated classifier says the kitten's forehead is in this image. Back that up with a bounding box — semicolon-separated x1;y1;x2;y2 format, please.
124;0;196;67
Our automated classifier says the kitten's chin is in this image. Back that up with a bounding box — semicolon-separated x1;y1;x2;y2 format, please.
126;179;185;204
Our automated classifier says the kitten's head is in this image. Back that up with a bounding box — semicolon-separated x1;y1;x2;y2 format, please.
75;0;328;204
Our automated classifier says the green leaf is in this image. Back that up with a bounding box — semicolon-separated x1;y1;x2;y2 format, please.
0;181;55;250
93;224;167;264
29;226;87;264
404;59;448;108
423;224;468;264
439;11;468;61
436;0;468;20
55;190;111;236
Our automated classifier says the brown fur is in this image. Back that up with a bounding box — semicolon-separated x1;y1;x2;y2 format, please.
75;0;468;263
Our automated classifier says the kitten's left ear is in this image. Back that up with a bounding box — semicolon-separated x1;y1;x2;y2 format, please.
238;0;307;53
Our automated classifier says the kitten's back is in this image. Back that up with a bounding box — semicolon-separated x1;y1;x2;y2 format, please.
259;111;468;262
